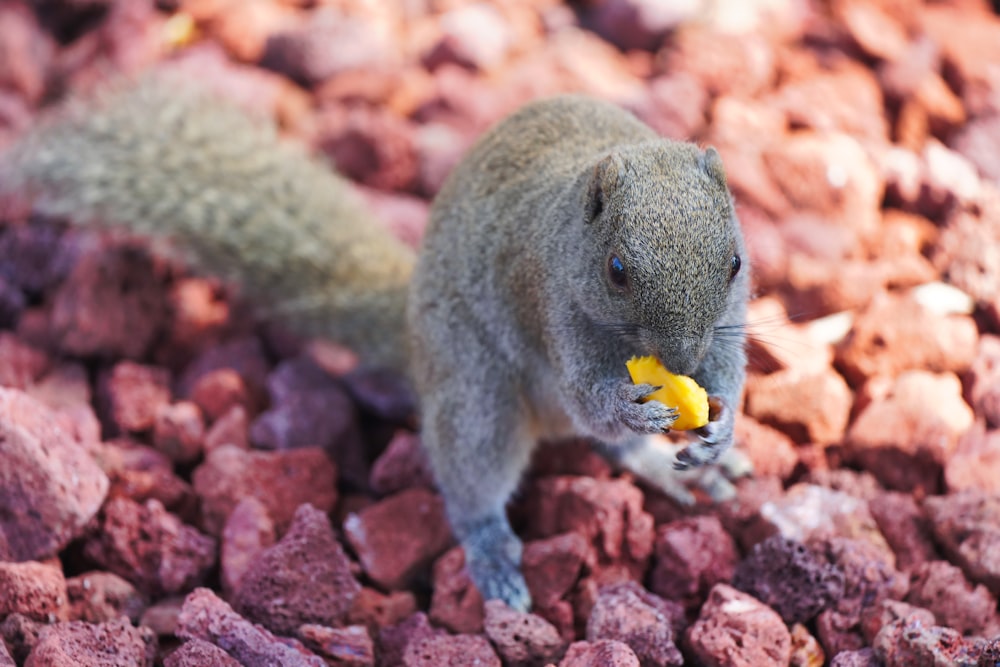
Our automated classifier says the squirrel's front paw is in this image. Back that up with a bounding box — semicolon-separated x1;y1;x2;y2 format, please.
616;383;678;434
674;395;734;470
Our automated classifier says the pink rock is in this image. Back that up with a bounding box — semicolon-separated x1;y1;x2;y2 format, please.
0;561;66;622
192;444;338;536
375;613;440;667
164;639;241;667
64;571;144;624
369;430;434;495
0;2;53;103
744;368;852;445
923;490;1000;595
872;616;986;667
190;369;254;424
220;497;275;598
905;560;1000;636
858;599;936;646
347;587;417;633
946;424;1000;494
836;293;979;386
100;361;172;433
629;72;709;141
579;0;697;52
559;640;640;667
968;335;1000;429
424;4;513;72
662;27;776;99
0;639;12;667
846;371;974;493
153;401;205;464
176;588;326;666
429;547;484;634
920;5;1000;115
650;515;738;611
0;221;75;295
953;115;1000;184
234;504;361;636
203;405;250;454
178;336;270;403
316;105;419;193
867;491;938;572
297;624;374;667
932;193;1000;306
586;582;683;667
522;532;594;609
50;244;168;360
0;388;109;561
732;535;845;624
402;633;500;667
82;497;216;597
140;597;184;638
686;583;792;667
343;487;452;590
733;415;798;481
483;599;564;667
0;332;48;389
524;477;654;580
355;187;429;251
25;618;156;667
95;439;195;516
1;613;42;664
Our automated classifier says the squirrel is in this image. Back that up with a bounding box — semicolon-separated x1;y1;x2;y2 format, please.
1;77;750;611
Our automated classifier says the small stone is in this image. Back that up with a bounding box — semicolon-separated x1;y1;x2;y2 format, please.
858;599;936;646
559;640;640;667
152;401;205;464
176;588;326;666
483;599;564;667
402;633;500;667
429;547;484;635
82;497;216;597
348;587;418;633
234;504;361;637
376;613;439;667
744;368;852;444
522;532;594;609
968;335;1000;429
140;597;184;638
100;361;172;433
586;582;683;667
732;536;845;625
298;624;374;667
686;583;792;667
789;623;825;667
923;490;1000;595
0;332;49;389
423;4;513;72
649;515;738;611
0;561;66;622
164;639;241;667
343;487;453;591
65;571;145;624
369;430;434;495
0;388;109;561
189;368;255;423
220;496;275;598
906;560;1000;636
829;647;879;667
867;491;938;572
192;444;338;536
26;618;156;667
203;404;249;453
872;616;986;667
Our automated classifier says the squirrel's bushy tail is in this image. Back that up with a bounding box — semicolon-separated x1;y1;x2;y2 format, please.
1;76;415;370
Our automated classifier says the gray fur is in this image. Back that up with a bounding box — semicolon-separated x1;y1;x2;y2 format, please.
0;76;415;369
408;96;749;609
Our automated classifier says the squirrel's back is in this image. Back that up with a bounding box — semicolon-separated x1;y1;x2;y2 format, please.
1;76;415;369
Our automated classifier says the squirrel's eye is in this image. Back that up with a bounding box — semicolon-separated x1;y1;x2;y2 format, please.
728;254;741;282
608;254;629;291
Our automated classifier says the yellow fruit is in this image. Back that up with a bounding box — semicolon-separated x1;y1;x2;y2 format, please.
625;356;709;430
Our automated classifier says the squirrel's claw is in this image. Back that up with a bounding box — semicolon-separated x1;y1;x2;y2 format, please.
616;383;679;435
673;395;733;470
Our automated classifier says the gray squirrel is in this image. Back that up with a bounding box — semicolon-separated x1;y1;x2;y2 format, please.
2;78;749;610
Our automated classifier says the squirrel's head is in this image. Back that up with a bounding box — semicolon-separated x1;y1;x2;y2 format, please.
574;141;747;376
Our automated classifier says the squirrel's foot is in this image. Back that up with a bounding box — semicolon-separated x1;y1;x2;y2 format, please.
674;395;734;470
460;515;532;612
616;382;678;434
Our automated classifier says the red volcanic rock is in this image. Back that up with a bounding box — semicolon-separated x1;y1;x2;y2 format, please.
234;504;361;636
64;571;145;624
369;430;435;495
100;361;172;433
905;560;1000;636
968;335;1000;428
846;371;974;493
343;487;452;591
177;336;270;403
402;632;500;667
923;490;1000;596
859;599;936;646
50;245;168;360
95;439;195;516
316;105;419;193
297;624;374;667
586;582;683;667
203;404;250;454
559;640;640;667
25;618;156;667
872;616;987;667
649;515;738;611
0;561;67;622
0;388;109;561
483;599;564;667
744;367;852;445
733;416;798;481
429;547;484;634
220;497;275;598
82;497;216;597
164;639;241;667
347;587;418;632
946;424;1000;494
176;588;326;666
190;368;254;424
867;492;938;572
522;532;594;610
0;332;48;389
152;401;205;464
192;444;338;536
686;584;792;667
375;613;440;667
423;4;513;72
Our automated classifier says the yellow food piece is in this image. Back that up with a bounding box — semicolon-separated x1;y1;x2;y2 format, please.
626;356;709;430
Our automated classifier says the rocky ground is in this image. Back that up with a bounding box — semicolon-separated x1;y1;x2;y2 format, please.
1;0;1000;665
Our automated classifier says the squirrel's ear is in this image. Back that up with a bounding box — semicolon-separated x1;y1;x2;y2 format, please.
700;146;728;188
585;153;621;224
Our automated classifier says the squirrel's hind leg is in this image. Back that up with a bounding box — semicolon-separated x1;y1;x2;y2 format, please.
418;363;536;612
